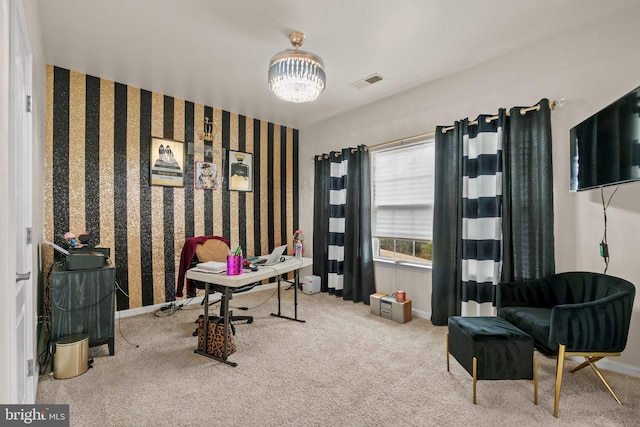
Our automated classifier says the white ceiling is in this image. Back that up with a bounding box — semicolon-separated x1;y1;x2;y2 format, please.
35;0;638;130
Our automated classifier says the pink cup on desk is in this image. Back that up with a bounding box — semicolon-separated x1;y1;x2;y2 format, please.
226;255;243;276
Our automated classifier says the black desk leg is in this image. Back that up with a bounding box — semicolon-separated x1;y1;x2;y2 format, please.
194;282;237;367
271;271;305;323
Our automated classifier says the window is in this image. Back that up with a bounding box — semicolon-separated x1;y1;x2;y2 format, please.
371;137;435;264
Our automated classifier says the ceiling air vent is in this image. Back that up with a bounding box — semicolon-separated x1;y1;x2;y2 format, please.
350;73;384;89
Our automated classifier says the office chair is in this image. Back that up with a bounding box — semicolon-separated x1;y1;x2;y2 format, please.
186;236;256;336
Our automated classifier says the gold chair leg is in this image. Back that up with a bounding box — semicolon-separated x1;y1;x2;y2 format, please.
585;357;622;405
554;344;566;418
570;356;604;373
446;333;450;372
473;357;477;404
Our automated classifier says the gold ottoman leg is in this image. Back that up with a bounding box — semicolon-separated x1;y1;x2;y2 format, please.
554;344;566;418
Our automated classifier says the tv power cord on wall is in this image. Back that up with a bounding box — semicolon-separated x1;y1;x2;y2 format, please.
600;186;619;275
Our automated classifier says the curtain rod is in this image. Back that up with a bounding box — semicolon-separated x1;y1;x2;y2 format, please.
312;133;433;160
367;131;436;150
313;147;361;161
440;98;564;134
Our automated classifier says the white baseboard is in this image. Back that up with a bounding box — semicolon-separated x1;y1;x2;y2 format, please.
567;355;640;378
412;308;431;320
115;282;279;319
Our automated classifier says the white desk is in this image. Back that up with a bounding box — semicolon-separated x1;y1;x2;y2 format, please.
186;256;312;366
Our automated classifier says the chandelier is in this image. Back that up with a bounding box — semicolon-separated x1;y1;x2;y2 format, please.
268;31;326;103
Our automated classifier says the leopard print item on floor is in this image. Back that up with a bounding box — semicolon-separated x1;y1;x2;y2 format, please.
197;315;237;358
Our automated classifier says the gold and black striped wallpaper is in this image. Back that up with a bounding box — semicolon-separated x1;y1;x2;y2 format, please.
44;65;299;311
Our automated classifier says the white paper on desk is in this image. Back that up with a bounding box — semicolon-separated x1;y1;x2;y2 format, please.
194;261;227;273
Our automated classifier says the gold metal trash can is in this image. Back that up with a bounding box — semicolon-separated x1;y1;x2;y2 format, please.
53;333;89;379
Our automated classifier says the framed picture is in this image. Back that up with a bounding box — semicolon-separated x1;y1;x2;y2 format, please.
228;150;253;192
194;161;219;190
150;137;184;187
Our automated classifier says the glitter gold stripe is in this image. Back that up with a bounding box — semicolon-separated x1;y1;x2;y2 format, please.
44;65;55;271
229;112;239;247
68;71;86;236
126;86;142;309
212;108;223;236
286;126;294;250
244;117;255;256
260;120;269;254
193;103;205;237
99;79;115;259
151;92;165;304
173;99;186;286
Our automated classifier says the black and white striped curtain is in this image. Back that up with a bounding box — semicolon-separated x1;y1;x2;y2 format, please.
328;151;348;293
461;112;507;316
313;146;375;301
431;100;555;325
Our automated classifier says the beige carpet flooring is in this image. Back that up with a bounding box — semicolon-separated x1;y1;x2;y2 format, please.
36;287;640;426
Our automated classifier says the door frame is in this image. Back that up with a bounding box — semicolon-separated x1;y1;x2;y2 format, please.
1;0;36;404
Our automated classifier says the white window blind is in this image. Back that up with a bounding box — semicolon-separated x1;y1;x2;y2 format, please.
372;140;435;241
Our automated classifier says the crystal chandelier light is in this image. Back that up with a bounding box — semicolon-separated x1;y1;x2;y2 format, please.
268;31;326;103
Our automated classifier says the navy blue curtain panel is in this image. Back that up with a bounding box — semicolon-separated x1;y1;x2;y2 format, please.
502;99;555;282
343;146;375;303
313;155;330;292
431;123;463;326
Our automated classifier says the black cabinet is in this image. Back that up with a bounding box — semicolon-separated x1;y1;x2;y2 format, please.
50;261;116;355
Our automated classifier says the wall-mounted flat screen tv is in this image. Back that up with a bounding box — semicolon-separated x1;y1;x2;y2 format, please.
570;85;640;192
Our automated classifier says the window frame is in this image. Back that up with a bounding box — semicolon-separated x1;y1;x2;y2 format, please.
370;135;435;268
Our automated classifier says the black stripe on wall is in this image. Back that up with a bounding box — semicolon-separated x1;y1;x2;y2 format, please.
293;129;299;231
221;110;231;238
203;106;213;236
139;89;154;306
85;75;101;241
238;115;247;251
253;119;261;255
114;83;130;310
52;67;70;243
280;125;288;245
184;102;195;239
163;96;176;301
267;123;275;249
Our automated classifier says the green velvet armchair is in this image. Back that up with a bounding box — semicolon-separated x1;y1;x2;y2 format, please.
496;272;635;417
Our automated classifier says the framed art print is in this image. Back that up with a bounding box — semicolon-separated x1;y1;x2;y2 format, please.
228;150;253;192
150;137;184;187
195;161;219;190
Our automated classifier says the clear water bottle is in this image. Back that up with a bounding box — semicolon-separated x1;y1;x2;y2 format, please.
293;229;304;258
295;240;303;258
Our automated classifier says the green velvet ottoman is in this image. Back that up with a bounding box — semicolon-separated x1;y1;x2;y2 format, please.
446;316;538;405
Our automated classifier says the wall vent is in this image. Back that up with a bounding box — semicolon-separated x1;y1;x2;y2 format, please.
350;73;384;89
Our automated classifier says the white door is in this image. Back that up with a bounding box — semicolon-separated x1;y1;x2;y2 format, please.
9;0;34;404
